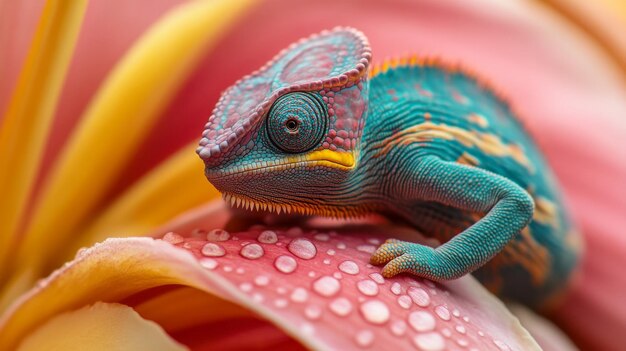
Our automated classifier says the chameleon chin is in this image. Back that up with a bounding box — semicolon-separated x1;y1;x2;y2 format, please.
197;27;581;309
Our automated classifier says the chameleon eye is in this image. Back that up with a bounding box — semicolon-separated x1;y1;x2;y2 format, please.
267;92;328;153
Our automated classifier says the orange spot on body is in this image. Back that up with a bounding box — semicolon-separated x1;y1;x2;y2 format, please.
372;122;535;173
467;113;489;128
452;90;469;104
456;152;480;166
533;196;560;229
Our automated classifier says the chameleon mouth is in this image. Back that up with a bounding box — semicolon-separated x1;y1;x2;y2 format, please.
221;191;371;218
206;150;356;178
222;192;312;215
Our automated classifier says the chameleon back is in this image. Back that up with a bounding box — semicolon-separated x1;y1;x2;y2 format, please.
363;60;582;307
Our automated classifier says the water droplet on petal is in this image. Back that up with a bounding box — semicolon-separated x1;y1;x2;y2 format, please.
333;272;343;279
274;298;288;308
240;243;264;259
360;300;390;325
413;332;445;351
455;325;466;334
339;260;360;275
314;233;330;241
457;338;469;348
323;258;331;265
162;232;184;244
313;276;341;297
223;265;233;272
434;305;451;321
357;245;376;253
291;287;309;303
369;273;385;284
408;310;436;332
327;249;336;256
407;286;431;307
329;297;352;317
390;320;407;336
190;228;206;238
304;305;322;320
201;243;225;257
240;282;252;292
308;271;316;278
252;293;264;302
254;275;270;286
357;279;379;296
397;295;411;309
337;242;347;250
301;322;315;335
441;328;452;337
367;238;381;245
274;255;297;274
463;316;470;322
288;238;317;259
354;330;374;347
207;229;230;241
258;230;278;244
390;282;402;295
199;257;218;270
236;267;245;274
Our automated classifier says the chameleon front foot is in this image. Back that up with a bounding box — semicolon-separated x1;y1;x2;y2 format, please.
371;239;462;281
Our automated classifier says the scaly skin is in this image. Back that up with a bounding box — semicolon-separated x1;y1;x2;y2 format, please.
197;27;582;308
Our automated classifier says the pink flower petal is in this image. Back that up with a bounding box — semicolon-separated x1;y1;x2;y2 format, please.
155;206;542;350
0;204;542;350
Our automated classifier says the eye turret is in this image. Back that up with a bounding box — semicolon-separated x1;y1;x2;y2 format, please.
266;92;328;153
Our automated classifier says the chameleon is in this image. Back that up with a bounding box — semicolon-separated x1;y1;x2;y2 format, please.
196;27;581;308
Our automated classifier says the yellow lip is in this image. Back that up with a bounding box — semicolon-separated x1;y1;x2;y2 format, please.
288;149;355;169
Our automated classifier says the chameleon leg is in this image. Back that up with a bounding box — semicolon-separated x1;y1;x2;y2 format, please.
371;156;534;280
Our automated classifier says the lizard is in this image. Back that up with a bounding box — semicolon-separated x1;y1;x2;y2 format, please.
196;27;582;308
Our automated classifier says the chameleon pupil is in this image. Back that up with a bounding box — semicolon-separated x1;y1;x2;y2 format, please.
286;119;299;132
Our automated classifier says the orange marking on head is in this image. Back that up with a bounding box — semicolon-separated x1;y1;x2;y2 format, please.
424;112;432;121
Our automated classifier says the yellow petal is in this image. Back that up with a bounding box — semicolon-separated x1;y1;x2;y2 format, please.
0;0;87;279
18;0;256;273
132;286;251;333
17;302;187;351
62;143;219;264
542;0;626;73
0;237;284;350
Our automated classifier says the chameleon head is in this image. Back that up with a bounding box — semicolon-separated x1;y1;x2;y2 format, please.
197;27;371;213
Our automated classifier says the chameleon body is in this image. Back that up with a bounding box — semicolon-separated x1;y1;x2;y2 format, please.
197;28;581;308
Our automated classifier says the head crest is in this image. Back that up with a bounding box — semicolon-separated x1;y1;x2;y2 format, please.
198;27;371;161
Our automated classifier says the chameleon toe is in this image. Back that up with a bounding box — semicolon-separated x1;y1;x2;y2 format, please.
369;239;410;265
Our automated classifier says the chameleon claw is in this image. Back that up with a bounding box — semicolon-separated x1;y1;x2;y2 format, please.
369;239;408;266
371;239;452;280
